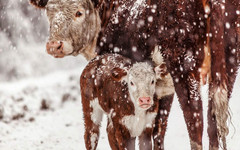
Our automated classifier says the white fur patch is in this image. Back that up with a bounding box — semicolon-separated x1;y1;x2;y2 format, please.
90;133;98;149
212;85;229;149
62;41;73;54
121;109;157;137
90;98;104;125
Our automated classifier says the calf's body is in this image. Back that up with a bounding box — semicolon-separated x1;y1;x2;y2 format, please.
80;54;159;150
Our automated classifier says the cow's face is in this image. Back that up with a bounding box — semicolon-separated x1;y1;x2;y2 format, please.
30;0;101;59
111;62;156;110
127;63;156;110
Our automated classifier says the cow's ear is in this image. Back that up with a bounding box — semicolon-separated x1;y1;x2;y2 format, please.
30;0;49;9
111;67;127;81
154;63;169;80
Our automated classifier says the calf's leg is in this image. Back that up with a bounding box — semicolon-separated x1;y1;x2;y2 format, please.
82;98;103;150
139;128;153;150
106;120;119;150
114;125;136;150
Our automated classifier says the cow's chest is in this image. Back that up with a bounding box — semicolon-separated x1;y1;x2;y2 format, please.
120;110;157;137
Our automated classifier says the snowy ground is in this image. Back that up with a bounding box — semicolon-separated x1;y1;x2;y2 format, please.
0;46;240;150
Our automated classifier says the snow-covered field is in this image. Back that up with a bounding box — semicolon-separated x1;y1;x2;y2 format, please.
0;0;240;149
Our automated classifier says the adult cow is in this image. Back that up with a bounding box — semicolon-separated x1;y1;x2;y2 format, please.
30;0;240;149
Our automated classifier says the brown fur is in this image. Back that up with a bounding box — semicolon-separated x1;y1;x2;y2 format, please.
30;0;48;8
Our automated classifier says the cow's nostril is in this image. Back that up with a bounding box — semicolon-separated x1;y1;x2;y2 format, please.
57;42;63;49
57;45;61;49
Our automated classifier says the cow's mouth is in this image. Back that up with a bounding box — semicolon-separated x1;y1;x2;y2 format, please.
139;104;152;109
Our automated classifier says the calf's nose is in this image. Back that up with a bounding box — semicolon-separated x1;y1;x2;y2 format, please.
138;97;151;105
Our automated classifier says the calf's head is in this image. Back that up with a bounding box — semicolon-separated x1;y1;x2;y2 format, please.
30;0;101;59
112;63;156;110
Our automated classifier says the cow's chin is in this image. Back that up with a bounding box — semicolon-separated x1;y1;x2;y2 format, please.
138;104;152;110
61;41;74;55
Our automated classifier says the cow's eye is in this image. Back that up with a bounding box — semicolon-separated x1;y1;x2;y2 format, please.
151;80;154;84
130;81;134;86
76;11;83;17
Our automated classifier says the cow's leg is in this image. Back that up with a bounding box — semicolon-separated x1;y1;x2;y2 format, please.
139;128;153;150
207;1;240;149
82;98;103;150
224;0;240;100
106;120;119;150
207;85;219;150
153;94;174;150
115;125;136;150
173;74;203;150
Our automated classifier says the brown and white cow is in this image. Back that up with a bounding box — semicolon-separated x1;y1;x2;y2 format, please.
80;54;163;150
30;0;101;59
30;0;240;150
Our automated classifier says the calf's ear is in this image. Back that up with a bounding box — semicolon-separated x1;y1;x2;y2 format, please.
29;0;49;8
111;67;127;81
154;63;169;80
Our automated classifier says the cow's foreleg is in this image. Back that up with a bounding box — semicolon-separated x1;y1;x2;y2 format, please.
139;128;153;150
153;94;174;150
115;125;136;150
174;74;203;150
106;119;119;150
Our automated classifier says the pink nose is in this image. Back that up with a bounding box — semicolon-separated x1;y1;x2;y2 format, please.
138;97;151;105
46;41;63;51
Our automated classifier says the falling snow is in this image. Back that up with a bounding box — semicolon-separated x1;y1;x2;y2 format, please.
0;0;240;149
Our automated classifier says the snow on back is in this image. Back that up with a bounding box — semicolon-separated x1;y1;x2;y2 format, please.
129;0;147;20
111;0;147;24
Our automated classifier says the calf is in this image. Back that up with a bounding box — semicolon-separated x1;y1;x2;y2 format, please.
80;54;159;150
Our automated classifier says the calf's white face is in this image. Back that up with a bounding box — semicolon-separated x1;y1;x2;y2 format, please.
127;63;156;110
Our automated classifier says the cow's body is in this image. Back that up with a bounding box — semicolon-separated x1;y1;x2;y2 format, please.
96;1;240;149
80;54;159;150
30;0;240;149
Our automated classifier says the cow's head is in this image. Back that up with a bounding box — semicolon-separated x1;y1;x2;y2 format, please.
30;0;101;60
111;62;157;110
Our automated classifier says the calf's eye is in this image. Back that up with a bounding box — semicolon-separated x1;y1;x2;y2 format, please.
130;81;134;86
76;11;83;17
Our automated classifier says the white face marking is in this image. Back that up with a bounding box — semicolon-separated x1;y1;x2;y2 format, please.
127;63;156;110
